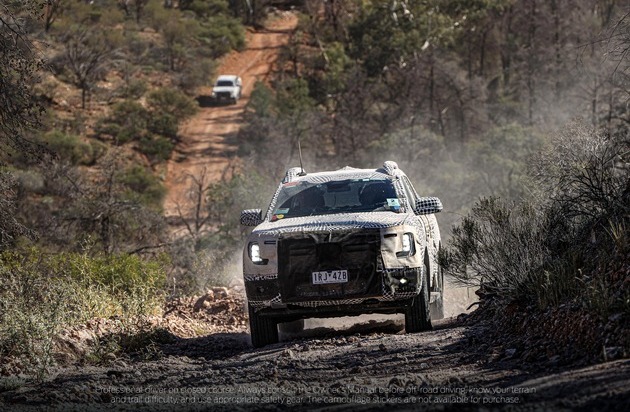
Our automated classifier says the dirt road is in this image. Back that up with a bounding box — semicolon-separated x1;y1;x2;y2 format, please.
2;294;628;411
163;11;298;230
4;9;627;412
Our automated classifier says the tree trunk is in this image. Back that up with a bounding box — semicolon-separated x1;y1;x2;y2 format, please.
101;215;112;255
500;6;513;94
428;54;435;132
551;0;562;102
592;74;599;127
479;28;488;77
526;0;538;126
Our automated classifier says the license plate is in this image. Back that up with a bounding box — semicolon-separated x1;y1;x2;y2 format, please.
312;270;348;285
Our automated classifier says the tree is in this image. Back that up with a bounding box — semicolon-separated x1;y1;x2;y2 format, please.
54;25;122;109
603;11;630;129
160;16;199;71
54;151;167;254
0;173;35;249
0;1;46;247
118;0;150;23
44;0;62;32
175;167;215;245
245;0;270;28
0;0;45;158
220;0;270;27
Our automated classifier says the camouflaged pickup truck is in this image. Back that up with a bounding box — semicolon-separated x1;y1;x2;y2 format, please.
240;161;444;347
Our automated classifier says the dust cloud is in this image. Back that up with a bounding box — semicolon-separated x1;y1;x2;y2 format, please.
443;277;477;318
226;252;245;289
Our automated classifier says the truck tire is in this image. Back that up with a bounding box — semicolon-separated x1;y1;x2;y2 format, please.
405;263;432;333
248;305;279;348
430;265;445;320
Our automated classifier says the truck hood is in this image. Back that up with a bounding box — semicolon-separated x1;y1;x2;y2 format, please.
252;211;413;237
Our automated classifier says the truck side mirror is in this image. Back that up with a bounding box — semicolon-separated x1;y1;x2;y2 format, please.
240;209;263;226
415;197;443;215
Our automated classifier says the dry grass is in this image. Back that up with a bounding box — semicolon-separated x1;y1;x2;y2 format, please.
0;248;166;378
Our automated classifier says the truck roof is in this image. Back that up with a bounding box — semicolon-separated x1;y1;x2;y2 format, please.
282;161;405;184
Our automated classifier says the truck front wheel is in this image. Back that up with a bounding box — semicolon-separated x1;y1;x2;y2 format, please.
404;263;433;333
248;305;279;348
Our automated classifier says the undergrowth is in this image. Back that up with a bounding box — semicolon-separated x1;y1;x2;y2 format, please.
0;248;166;378
443;125;630;317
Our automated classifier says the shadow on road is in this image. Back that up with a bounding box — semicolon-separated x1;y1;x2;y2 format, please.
160;332;251;360
195;95;214;107
195;96;241;108
280;316;456;342
288;319;404;340
157;317;460;362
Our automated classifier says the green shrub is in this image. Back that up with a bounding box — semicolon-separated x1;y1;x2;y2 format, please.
117;165;167;208
199;15;246;56
122;79;149;99
146;87;198;121
180;1;246;54
442;198;558;304
95;100;149;144
0;248;166;377
138;134;175;164
173;57;215;94
55;252;166;316
148;113;179;140
42;131;94;165
94;92;191;164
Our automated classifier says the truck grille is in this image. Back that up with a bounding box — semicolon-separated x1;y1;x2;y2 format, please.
277;230;382;302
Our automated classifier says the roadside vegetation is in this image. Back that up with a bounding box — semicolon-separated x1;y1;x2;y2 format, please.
0;0;628;376
233;1;629;359
0;0;254;375
0;248;166;377
443;126;629;313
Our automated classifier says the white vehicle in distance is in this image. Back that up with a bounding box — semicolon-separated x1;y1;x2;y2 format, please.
211;75;242;104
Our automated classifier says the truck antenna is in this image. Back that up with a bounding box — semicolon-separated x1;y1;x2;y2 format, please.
297;139;307;176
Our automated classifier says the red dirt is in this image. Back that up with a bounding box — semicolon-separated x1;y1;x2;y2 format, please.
163;11;298;232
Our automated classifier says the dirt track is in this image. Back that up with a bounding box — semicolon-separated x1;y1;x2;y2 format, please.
5;9;626;412
2;302;628;411
163;11;298;231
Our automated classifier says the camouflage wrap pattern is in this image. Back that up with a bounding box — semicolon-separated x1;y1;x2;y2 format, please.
251;212;414;237
415;197;444;214
243;162;441;311
240;209;263;226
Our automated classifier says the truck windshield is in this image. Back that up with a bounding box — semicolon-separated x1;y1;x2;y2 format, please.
216;80;234;87
271;179;400;220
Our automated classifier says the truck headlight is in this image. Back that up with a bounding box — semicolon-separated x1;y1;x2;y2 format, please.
249;242;268;264
397;233;415;257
